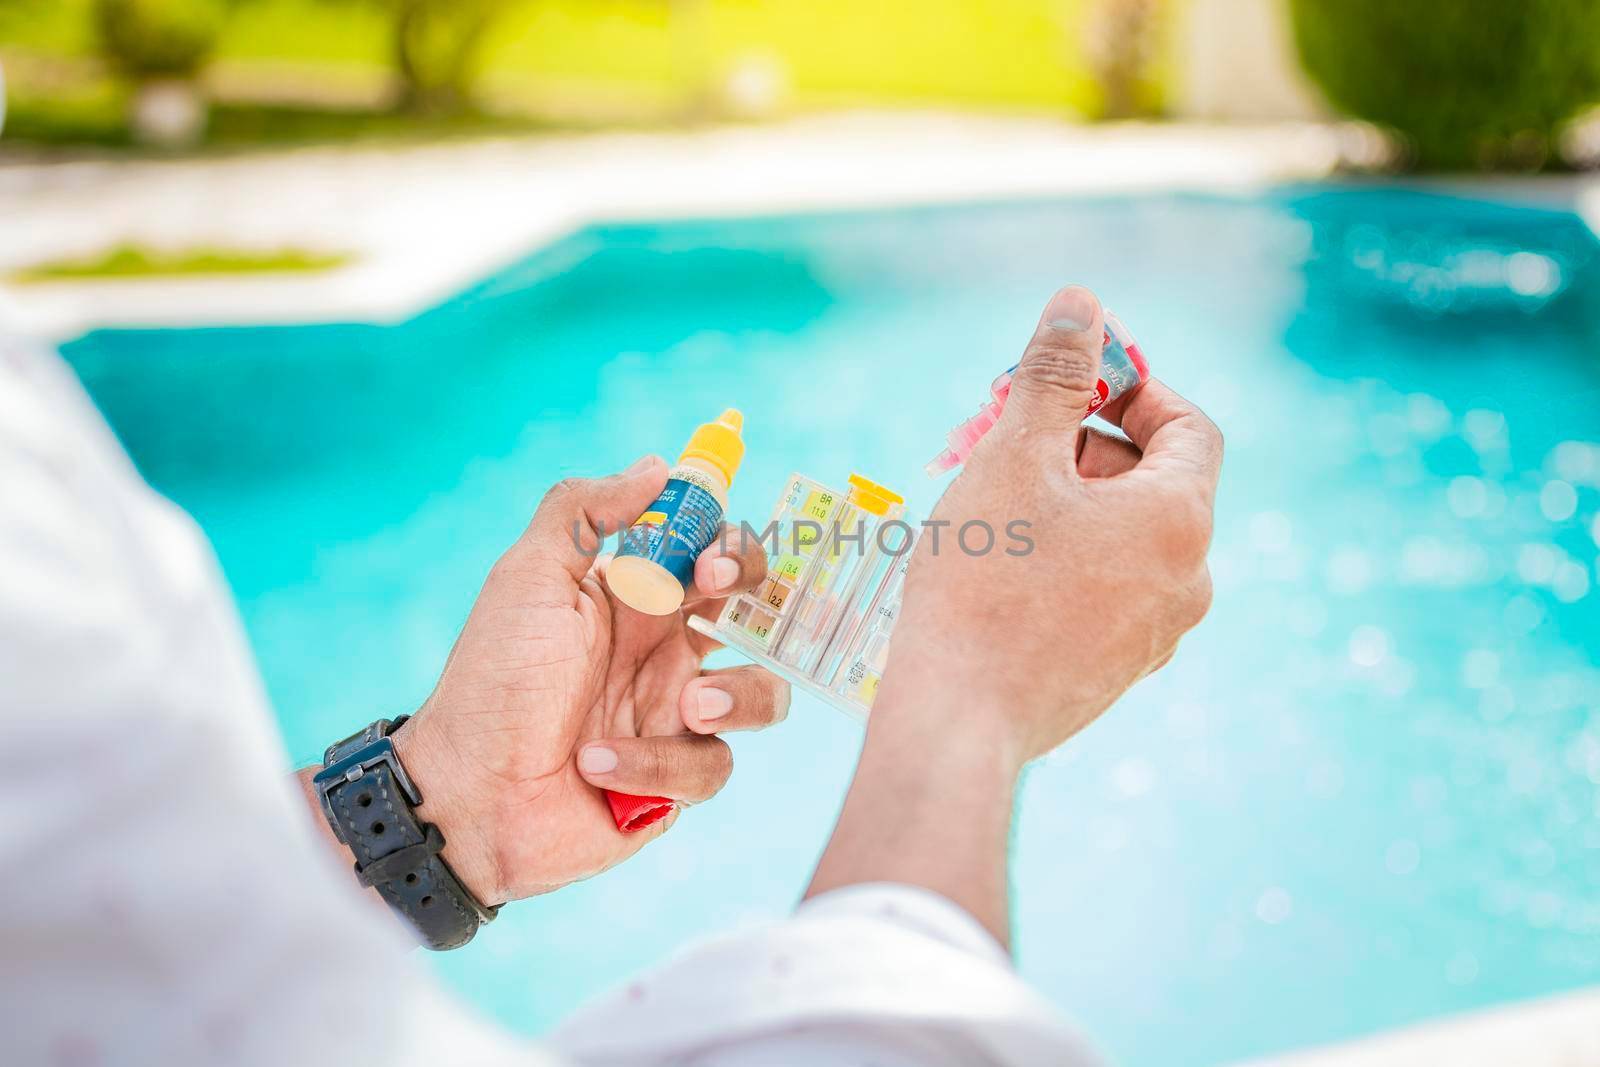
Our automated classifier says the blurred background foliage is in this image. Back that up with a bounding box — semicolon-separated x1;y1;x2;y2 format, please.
0;0;1142;147
93;0;230;79
1287;0;1600;171
1;0;1599;170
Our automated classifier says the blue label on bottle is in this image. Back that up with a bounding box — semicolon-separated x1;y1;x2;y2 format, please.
1097;327;1142;401
618;477;725;589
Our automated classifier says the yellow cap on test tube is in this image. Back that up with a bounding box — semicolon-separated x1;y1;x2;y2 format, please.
846;473;903;517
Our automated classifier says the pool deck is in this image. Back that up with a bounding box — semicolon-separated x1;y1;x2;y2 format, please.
9;114;1600;342
1238;986;1600;1067
0;114;1354;340
11;113;1599;345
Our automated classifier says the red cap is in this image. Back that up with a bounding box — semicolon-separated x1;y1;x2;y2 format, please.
1125;338;1150;380
606;790;675;833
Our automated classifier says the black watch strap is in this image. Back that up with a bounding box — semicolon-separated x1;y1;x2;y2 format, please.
312;717;498;950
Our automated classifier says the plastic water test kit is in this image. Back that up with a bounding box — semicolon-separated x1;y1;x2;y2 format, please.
604;311;1148;829
687;472;915;720
685;312;1150;720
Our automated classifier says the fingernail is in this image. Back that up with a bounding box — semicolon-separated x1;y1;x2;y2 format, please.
625;454;660;475
708;556;740;592
1045;287;1098;332
696;686;734;722
578;745;618;774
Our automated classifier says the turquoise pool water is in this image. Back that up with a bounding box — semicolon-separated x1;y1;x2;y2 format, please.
63;188;1600;1065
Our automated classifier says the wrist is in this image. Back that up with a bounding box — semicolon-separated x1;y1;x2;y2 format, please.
870;655;1029;781
391;715;505;907
864;692;1025;798
810;675;1023;944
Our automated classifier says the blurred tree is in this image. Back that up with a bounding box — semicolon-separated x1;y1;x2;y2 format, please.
93;0;229;145
368;0;513;114
1288;0;1600;170
1083;0;1165;120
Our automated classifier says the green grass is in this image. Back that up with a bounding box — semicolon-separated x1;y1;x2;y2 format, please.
0;83;133;147
0;0;1118;117
5;0;1104;107
0;0;97;54
11;243;352;282
0;0;1182;153
202;101;565;147
0;90;587;151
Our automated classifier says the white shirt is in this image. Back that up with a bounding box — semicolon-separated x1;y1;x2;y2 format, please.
0;322;1099;1067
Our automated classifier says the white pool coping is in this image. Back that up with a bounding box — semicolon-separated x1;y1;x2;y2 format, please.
10;114;1598;346
0;114;1358;341
1233;986;1600;1067
8;114;1599;343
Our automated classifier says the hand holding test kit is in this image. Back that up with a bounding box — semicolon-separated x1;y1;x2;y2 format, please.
603;312;1150;829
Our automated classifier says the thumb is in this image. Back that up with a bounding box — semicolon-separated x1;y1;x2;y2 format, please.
996;285;1106;441
512;455;669;584
576;735;733;804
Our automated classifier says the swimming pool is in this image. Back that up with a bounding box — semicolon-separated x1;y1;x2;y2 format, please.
62;187;1600;1066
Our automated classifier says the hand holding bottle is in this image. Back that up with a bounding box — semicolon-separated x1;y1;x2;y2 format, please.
384;457;788;903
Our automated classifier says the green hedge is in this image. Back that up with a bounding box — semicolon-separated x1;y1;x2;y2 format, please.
1287;0;1600;170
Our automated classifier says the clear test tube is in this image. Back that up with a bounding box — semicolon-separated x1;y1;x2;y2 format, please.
925;310;1149;475
694;472;912;721
775;474;904;676
830;532;915;711
721;474;842;652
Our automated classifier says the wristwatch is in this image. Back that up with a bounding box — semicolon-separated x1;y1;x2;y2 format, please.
312;716;498;950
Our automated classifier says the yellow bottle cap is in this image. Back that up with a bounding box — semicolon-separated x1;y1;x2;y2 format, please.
680;408;746;486
846;473;904;517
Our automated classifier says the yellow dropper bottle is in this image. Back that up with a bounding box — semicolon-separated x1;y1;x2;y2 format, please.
608;409;746;616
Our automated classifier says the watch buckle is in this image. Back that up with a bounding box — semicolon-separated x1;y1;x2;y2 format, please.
313;737;423;808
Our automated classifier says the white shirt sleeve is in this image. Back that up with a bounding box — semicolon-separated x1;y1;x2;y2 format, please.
0;324;1097;1067
0;330;538;1067
550;882;1102;1067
